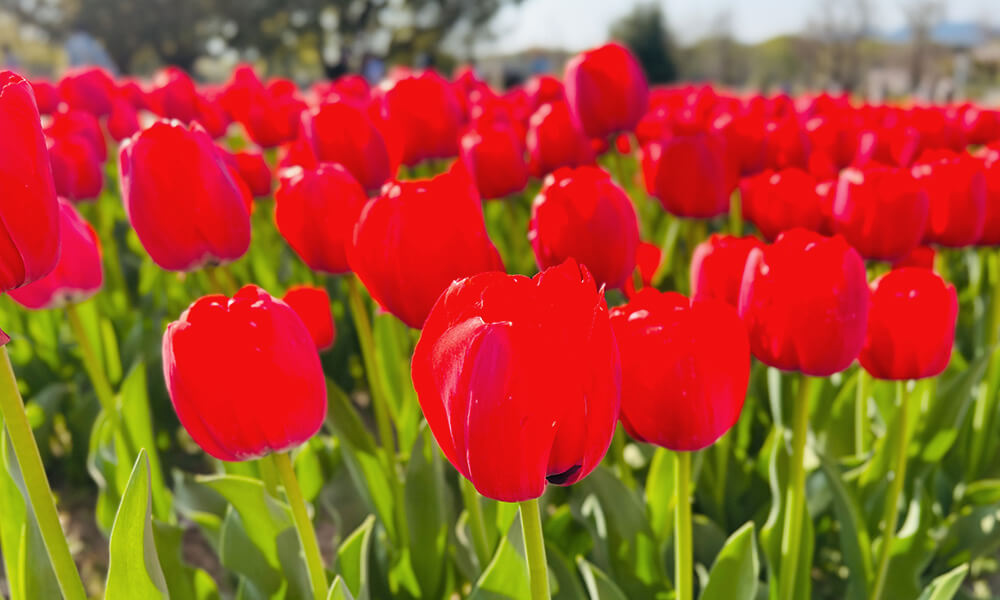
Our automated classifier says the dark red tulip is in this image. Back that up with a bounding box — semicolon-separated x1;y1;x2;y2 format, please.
299;99;392;193
564;43;649;139
738;228;869;376
0;71;61;295
859;268;957;380
107;97;140;142
459;120;529;200
740;168;824;241
374;70;463;167
831;166;929;261
232;150;273;198
411;259;620;501
57;67;114;116
29;79;59;115
912;150;986;248
119;120;251;271
529;166;639;290
275;163;367;275
162;285;327;461
10;199;102;310
48;134;103;202
526;100;595;177
282;285;335;351
690;234;765;307
611;288;749;451
641;130;730;218
349;172;504;329
47;109;106;162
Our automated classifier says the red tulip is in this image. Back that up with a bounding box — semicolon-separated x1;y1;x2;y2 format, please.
859;268;957;380
893;245;936;271
275;163;367;275
641;131;731;218
912;149;986;248
349;172;504;329
232;150;273;198
48;134;104;202
525;75;564;110
0;71;61;295
47;109;107;162
148;67;200;123
636;241;662;286
300;100;392;193
29;79;59;115
978;147;1000;245
57;67;114;117
529;166;639;290
10;199;102;309
162;285;327;461
831;166;929;261
119;120;251;271
107;97;141;142
763;116;810;170
690;234;765;307
738;228;869;376
194;94;232;139
564;43;649;139
458;120;529;200
374;70;463;167
611;288;749;451
282;285;336;351
526;100;595;177
221;66;301;148
411;259;621;501
740;168;824;241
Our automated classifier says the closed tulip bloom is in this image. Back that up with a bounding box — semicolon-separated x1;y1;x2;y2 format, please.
832;166;929;261
275;163;367;275
282;285;336;351
57;67;114;116
47;109;106;162
162;285;327;461
375;71;463;166
859;268;957;380
912;150;986;248
411;259;621;501
526;100;596;177
300;100;392;193
636;241;662;287
740;168;824;241
459;121;529;200
232;150;273;198
48;134;104;202
0;71;61;293
690;234;765;307
148;67;200;123
107;97;140;142
738;228;870;376
10;200;102;310
30;79;59;115
611;289;749;451
119;120;251;271
564;43;648;139
978;147;1000;245
529;166;639;290
641;131;730;218
893;245;936;271
349;172;504;329
525;74;564;109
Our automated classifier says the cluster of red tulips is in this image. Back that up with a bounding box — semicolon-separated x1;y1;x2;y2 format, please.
0;39;996;600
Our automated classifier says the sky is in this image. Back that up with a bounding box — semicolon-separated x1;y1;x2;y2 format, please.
482;0;994;54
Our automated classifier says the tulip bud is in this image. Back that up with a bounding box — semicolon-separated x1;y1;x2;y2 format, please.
611;289;749;450
119;119;251;271
458;121;529;200
859;268;957;380
526;100;595;177
738;229;870;376
690;234;765;307
47;109;107;162
275;163;367;275
411;259;621;501
564;43;649;139
29;79;59;115
10;200;102;310
57;67;114;117
349;172;504;328
282;285;336;351
107;97;140;142
529;166;639;290
832;166;929;261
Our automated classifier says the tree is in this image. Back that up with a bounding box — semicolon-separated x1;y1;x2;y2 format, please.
902;0;945;90
806;0;873;92
610;3;677;84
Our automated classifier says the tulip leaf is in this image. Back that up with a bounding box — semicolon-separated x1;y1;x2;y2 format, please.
404;424;451;599
468;512;531;600
645;447;676;544
700;521;758;600
547;543;588;600
105;449;170;600
915;564;969;600
118;360;171;521
876;488;936;599
372;313;421;455
336;515;375;600
577;556;628;600
326;576;356;600
818;455;872;600
152;520;221;600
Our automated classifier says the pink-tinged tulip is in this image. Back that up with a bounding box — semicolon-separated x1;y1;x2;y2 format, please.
738;229;869;376
119;120;251;271
564;43;649;139
10;200;102;309
374;70;463;167
740;168;824;241
163;285;327;461
526;100;595;177
859;268;957;380
349;172;504;329
274;163;367;275
299;100;392;193
912;150;986;248
411;259;621;501
48;134;103;202
529;166;639;290
832;166;929;261
282;285;336;351
690;234;765;307
459;121;529;200
611;288;749;450
0;71;61;295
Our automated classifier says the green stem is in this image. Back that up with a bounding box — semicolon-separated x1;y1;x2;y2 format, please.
258;454;280;498
970;249;1000;477
0;347;87;600
729;190;743;236
519;498;550;600
855;369;870;457
778;375;814;600
674;451;693;600
871;381;914;600
461;477;492;569
652;217;683;287
713;433;730;529
274;451;327;600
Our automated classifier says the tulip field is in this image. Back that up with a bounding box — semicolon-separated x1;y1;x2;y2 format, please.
3;42;1000;600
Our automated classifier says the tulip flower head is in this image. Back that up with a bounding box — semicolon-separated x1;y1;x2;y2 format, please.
282;285;336;351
